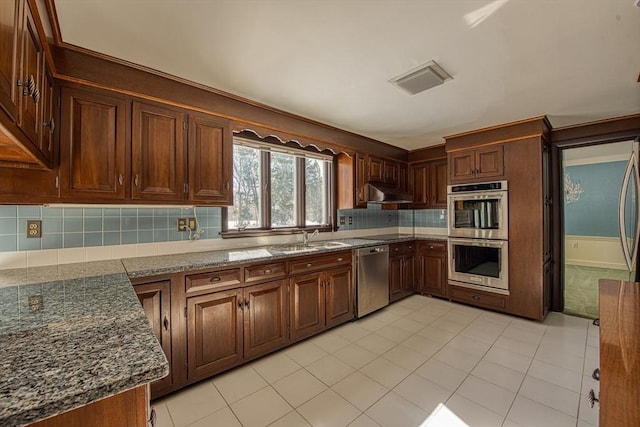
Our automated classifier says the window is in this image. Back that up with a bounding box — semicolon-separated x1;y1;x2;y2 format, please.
224;138;333;236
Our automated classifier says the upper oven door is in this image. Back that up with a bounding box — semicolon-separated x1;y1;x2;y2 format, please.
448;190;508;240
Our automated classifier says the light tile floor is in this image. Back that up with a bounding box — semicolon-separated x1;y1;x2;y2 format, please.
152;295;600;427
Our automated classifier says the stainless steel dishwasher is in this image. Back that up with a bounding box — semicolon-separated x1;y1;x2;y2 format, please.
356;245;390;318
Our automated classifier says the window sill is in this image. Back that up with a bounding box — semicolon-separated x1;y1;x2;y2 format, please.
220;226;332;239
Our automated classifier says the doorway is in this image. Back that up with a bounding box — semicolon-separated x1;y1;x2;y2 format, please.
561;140;638;318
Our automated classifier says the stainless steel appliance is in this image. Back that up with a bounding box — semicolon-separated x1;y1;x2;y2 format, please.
448;238;509;294
448;180;508;240
356;245;390;317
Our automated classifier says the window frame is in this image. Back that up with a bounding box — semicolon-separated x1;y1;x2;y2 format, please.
221;138;334;238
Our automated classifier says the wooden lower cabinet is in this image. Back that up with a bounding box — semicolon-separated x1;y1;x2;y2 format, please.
389;242;415;302
416;241;447;297
290;272;325;341
325;265;354;328
133;280;174;398
187;279;289;382
448;284;507;310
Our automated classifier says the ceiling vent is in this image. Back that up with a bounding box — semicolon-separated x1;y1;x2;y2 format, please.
390;60;453;95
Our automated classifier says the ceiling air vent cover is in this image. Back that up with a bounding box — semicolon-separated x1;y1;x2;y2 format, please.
390;60;452;95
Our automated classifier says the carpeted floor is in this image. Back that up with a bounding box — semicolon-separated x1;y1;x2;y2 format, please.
563;264;631;319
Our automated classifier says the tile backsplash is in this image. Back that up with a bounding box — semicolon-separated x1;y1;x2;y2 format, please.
0;206;222;252
337;208;447;231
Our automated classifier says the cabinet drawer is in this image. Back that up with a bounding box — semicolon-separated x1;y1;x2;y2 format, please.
290;251;351;274
244;262;287;283
449;285;506;309
186;268;242;294
422;241;446;252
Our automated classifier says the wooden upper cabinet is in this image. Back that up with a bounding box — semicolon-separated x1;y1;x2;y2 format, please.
355;152;367;207
16;0;43;146
39;63;55;162
188;113;232;204
384;161;399;186
134;280;173;398
59;87;129;200
368;155;384;182
0;0;21;121
410;159;447;208
449;145;503;183
132;102;185;201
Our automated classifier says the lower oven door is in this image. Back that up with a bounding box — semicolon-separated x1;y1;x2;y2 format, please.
448;238;509;294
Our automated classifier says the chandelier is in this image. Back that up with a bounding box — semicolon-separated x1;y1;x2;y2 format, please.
564;172;584;204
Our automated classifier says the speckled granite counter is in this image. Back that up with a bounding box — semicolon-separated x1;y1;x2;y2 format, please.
0;261;169;427
366;233;448;243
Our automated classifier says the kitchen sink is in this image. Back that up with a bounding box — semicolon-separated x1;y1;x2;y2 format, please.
269;241;351;254
307;241;351;249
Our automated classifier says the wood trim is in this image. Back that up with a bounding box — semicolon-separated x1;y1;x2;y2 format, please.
27;0;55;73
407;144;446;162
445;116;551;152
44;0;63;46
551;113;640;145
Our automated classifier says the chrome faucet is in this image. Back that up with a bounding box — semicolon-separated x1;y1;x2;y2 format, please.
303;229;319;246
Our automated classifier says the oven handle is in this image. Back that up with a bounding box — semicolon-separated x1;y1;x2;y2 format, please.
618;148;640;272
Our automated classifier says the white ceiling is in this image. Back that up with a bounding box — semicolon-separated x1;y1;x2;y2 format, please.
54;0;640;151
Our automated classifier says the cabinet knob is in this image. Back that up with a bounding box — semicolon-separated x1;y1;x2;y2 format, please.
471;295;480;301
209;276;221;282
163;315;169;331
225;181;230;191
337;258;343;262
306;263;312;268
245;299;250;309
592;368;600;381
238;300;244;310
118;173;124;186
134;174;140;187
43;118;55;132
263;269;272;274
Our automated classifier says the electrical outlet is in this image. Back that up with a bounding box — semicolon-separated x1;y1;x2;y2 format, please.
188;218;196;230
348;216;353;225
28;295;43;312
26;220;41;238
339;216;345;225
177;218;188;231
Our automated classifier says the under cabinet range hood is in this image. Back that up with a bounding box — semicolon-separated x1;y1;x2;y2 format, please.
366;183;413;204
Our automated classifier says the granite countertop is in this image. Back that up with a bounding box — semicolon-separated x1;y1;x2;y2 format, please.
0;261;169;427
0;233;446;425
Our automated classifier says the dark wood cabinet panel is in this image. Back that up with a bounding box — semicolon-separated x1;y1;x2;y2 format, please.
449;145;503;183
132;102;185;201
243;280;289;359
389;254;403;301
0;0;21;121
16;0;43;146
384;161;398;186
59;87;128;200
402;253;415;294
134;280;173;397
187;288;243;382
389;242;416;302
449;284;506;310
368;155;384;182
355;152;367;207
325;265;354;328
411;163;429;207
188;113;232;204
417;241;447;297
411;159;447;208
39;63;54;162
289;272;325;340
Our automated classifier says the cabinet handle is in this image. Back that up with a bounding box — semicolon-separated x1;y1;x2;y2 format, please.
238;300;244;310
263;269;272;274
592;368;600;381
306;263;312;268
321;281;325;288
588;389;599;408
429;245;434;249
225;181;230;191
43;118;55;132
593;318;600;327
149;407;157;427
337;258;343;262
118;173;124;186
134;174;140;187
163;315;169;331
32;84;40;103
17;75;36;98
394;248;399;252
245;299;250;309
209;276;221;282
471;295;480;301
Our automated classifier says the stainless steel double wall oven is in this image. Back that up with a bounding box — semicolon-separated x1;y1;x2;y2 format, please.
448;181;509;294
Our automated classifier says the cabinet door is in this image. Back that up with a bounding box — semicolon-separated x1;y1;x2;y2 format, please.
39;63;54;162
420;253;446;297
188;113;233;204
325;266;354;328
384;161;398;186
389;255;403;302
132;102;185;201
402;253;415;294
411;162;429;208
59;87;128;200
243;280;289;359
429;159;448;208
368;155;384;182
134;280;173;397
17;1;43;145
290;272;325;340
397;162;408;192
187;289;243;382
449;150;475;182
0;0;21;120
475;145;503;179
355;152;367;207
